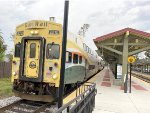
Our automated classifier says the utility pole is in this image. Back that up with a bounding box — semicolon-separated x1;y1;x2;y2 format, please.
58;0;69;108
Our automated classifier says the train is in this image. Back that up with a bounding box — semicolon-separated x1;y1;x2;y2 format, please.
11;19;104;102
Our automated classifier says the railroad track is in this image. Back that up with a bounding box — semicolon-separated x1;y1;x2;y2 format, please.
132;72;150;83
0;71;102;113
0;99;58;113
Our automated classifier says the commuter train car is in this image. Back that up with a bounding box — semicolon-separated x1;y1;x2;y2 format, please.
11;20;103;102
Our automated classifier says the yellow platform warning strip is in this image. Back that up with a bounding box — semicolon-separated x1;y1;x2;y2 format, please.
63;72;100;104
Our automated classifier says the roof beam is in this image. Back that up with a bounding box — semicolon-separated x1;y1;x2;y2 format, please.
103;50;119;58
97;49;119;59
129;46;150;56
99;43;149;46
100;43;123;46
128;43;150;46
98;45;122;55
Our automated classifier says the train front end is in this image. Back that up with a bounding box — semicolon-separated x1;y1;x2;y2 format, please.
11;20;62;102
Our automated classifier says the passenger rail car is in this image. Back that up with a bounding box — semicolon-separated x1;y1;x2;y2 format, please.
11;20;103;102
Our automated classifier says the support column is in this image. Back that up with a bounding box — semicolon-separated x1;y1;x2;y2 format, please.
142;65;143;73
146;64;148;74
148;64;149;73
115;63;117;79
122;31;129;86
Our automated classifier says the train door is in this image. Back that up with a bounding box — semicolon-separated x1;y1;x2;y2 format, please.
19;37;45;82
24;40;40;78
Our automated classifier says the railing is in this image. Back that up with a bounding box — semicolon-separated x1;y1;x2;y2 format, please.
54;82;97;113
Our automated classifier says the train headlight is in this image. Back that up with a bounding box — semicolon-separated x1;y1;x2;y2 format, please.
12;72;16;76
30;30;39;35
30;31;34;34
52;74;58;80
34;30;39;34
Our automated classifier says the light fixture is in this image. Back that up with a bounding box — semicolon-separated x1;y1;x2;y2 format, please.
34;30;39;34
135;39;138;43
30;31;34;34
52;74;58;80
114;39;117;43
12;72;16;76
30;30;39;35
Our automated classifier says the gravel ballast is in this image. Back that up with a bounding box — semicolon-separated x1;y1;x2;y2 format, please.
0;96;20;108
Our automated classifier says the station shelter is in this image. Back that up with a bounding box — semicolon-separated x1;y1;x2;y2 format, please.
94;28;150;85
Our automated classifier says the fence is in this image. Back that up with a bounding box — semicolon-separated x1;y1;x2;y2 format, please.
0;61;12;78
54;82;96;113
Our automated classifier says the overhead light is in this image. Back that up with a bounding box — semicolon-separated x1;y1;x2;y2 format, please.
135;39;138;43
114;39;117;43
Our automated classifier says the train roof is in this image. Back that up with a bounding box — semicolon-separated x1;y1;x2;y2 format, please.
16;20;62;29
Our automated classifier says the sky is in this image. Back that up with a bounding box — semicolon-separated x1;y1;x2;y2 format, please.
0;0;150;55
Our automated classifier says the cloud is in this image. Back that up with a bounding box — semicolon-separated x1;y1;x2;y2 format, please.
0;0;150;52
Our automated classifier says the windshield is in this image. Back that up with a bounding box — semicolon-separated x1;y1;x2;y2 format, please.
46;43;60;59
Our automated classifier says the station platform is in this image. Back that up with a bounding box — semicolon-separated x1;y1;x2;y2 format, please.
93;67;150;113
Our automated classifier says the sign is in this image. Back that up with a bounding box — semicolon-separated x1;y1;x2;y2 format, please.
117;64;122;79
25;21;48;29
128;56;135;63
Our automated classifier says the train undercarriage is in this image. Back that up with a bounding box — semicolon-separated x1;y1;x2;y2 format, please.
13;79;78;102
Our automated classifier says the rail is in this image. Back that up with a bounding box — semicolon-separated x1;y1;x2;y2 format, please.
0;99;52;113
54;82;97;113
132;72;150;83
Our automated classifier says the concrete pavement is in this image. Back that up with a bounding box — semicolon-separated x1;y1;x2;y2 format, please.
93;68;150;113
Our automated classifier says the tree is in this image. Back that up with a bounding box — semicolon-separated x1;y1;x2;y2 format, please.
0;32;7;61
5;53;13;61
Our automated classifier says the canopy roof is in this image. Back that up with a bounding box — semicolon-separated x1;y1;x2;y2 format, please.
94;28;150;42
93;28;150;64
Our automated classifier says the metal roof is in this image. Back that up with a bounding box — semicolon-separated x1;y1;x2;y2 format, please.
93;28;150;42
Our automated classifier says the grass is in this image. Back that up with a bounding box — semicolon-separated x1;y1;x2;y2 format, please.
0;77;13;99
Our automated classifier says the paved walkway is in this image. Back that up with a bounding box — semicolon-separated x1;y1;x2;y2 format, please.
93;67;150;113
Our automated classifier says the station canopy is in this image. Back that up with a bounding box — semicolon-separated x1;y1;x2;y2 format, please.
93;28;150;64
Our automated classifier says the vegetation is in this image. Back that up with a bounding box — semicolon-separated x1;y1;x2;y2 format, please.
5;52;13;61
0;78;13;98
0;31;7;61
5;34;14;62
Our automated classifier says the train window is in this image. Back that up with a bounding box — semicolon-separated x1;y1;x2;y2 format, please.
49;30;59;35
87;46;89;52
47;44;60;59
79;56;82;64
16;31;24;36
75;38;77;43
66;52;72;63
30;43;36;58
73;54;78;64
89;49;91;54
83;43;87;51
15;43;21;57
